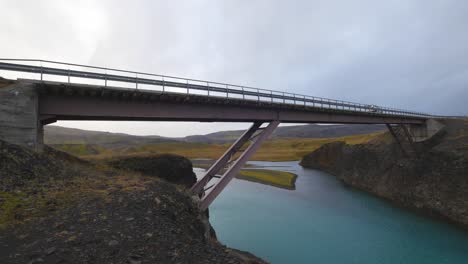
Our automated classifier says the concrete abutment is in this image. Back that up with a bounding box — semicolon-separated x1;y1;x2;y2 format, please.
0;81;44;151
409;118;445;142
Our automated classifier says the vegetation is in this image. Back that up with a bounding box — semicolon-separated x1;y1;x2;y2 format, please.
0;139;153;229
51;144;110;156
238;169;297;189
0;191;31;229
52;132;384;162
45;124;385;144
248;132;383;161
0;163;156;229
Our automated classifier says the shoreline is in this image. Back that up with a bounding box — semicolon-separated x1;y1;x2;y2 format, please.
192;159;298;190
236;172;297;190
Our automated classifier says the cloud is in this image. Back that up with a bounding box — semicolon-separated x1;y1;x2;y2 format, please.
1;0;467;136
1;0;107;62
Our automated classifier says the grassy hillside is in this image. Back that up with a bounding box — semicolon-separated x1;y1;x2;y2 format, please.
52;132;383;161
183;124;385;143
45;126;176;148
248;132;383;161
45;123;385;145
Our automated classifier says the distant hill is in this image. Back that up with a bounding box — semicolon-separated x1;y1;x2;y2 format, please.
44;126;177;148
183;124;386;143
45;124;385;146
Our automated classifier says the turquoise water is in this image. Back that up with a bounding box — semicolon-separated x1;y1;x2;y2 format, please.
198;161;468;264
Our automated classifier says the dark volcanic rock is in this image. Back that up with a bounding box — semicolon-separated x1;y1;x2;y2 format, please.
0;141;266;263
300;141;346;175
1;180;265;264
107;154;197;188
300;119;468;229
0;140;88;192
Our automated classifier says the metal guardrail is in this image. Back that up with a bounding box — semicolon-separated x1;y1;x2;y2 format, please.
0;58;432;118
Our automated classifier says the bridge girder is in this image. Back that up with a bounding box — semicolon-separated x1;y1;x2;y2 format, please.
36;84;425;125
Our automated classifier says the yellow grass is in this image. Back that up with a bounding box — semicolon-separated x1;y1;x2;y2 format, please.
238;169;297;189
85;132;383;162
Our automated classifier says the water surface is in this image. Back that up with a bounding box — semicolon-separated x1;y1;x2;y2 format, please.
196;161;468;264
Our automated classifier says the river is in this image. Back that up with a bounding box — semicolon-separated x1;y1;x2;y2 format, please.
195;161;468;264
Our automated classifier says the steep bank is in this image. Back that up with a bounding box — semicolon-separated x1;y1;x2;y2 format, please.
106;154;197;188
300;119;468;229
0;140;266;263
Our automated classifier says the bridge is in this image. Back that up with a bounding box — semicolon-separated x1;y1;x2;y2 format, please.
0;59;443;210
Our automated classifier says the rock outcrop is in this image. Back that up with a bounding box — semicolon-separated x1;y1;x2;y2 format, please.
300;118;468;229
0;140;88;192
107;154;197;188
0;140;266;263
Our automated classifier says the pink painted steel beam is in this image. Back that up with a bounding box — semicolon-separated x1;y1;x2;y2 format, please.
199;121;280;210
190;121;263;195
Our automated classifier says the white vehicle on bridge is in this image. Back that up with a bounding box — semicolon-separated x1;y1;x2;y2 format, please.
367;105;381;113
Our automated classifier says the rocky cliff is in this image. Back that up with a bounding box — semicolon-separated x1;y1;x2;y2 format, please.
300;119;468;229
106;154;197;188
0;140;266;263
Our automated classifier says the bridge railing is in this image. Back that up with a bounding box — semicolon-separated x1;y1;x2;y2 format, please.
0;58;432;118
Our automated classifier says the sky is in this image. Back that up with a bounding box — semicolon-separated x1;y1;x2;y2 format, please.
1;0;467;136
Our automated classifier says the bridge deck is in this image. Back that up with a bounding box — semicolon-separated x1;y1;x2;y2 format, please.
0;59;432;124
33;80;426;125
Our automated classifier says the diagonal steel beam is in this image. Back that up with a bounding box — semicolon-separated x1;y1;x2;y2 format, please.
386;124;406;155
190;121;263;195
400;124;415;144
199;120;280;210
400;124;417;154
386;124;402;145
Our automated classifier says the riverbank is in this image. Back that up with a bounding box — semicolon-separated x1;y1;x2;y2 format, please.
0;139;266;263
300;118;468;229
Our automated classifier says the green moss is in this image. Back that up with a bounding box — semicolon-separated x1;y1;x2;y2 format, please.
0;183;110;229
0;191;29;229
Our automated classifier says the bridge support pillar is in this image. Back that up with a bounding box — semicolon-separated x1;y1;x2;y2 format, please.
191;120;280;210
0;81;44;151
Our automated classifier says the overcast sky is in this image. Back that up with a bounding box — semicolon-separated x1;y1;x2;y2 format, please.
1;0;467;136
